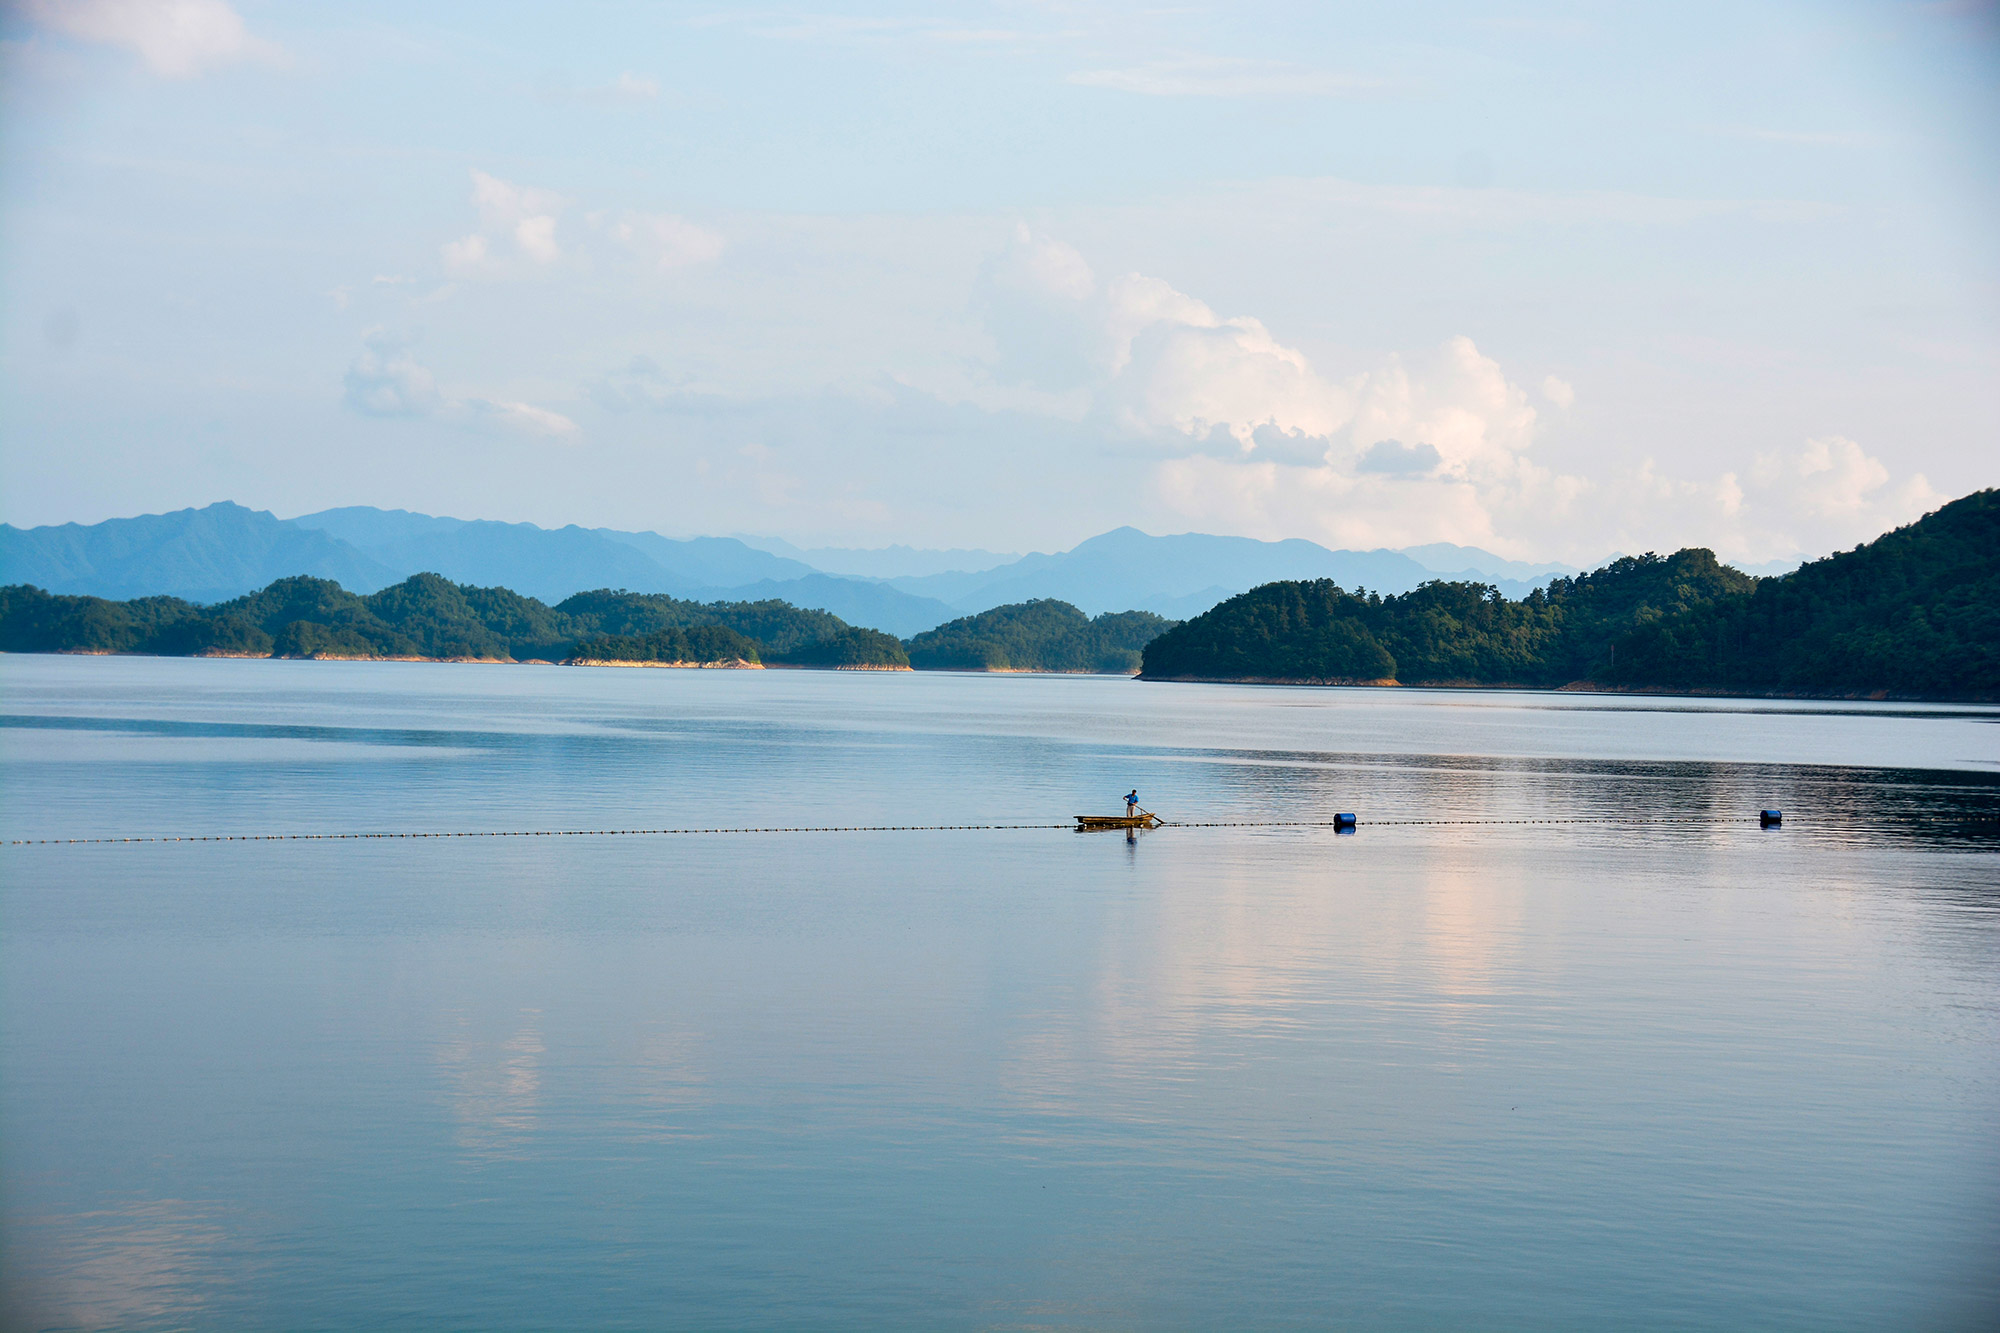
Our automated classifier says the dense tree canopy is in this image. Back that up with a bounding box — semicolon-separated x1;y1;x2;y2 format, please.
1143;492;1997;700
1606;489;1998;695
0;575;909;668
905;600;1175;673
570;624;765;665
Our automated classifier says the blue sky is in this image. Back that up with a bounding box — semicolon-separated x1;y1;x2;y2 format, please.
2;0;1995;562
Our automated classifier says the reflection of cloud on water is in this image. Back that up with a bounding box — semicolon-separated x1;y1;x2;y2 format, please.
997;843;1534;1120
1410;859;1525;1008
606;1026;714;1143
997;856;1339;1122
436;1008;546;1159
5;1199;229;1331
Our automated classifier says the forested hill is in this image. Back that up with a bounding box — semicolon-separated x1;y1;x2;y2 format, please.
905;601;1175;673
1607;488;1997;695
1142;489;1999;700
0;575;909;668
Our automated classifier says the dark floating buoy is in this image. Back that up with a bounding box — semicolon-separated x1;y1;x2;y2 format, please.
1334;812;1358;832
1760;809;1783;828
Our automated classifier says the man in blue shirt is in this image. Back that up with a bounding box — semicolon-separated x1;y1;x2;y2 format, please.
1125;790;1140;818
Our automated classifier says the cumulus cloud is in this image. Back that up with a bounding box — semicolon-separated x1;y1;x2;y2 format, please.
1754;435;1892;518
442;170;568;272
1111;278;1351;448
1543;437;1940;565
342;332;577;441
606;212;725;271
342;332;440;418
955;227;1938;562
436;170;725;278
962;226;1562;546
23;0;283;77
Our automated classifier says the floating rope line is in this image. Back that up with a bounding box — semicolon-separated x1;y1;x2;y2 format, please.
8;813;1991;846
4;823;1071;846
1164;816;1762;827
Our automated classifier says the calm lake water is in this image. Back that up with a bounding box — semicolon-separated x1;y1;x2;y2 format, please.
2;654;1997;1331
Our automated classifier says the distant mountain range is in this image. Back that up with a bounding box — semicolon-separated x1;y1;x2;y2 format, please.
870;527;1559;618
733;535;1022;579
1;501;1684;636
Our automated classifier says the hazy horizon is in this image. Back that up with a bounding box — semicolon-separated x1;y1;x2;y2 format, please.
4;1;1996;565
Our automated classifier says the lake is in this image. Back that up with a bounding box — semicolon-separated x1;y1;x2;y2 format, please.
2;654;1996;1330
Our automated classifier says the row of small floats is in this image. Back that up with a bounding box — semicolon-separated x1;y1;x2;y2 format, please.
1073;810;1783;832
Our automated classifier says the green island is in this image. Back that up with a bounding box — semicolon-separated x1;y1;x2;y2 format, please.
0;575;1147;673
1142;488;1998;700
906;601;1175;673
0;574;913;669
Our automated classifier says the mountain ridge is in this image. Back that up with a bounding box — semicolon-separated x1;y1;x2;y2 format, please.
0;502;1768;636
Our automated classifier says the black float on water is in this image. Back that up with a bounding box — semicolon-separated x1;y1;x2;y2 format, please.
1760;809;1783;827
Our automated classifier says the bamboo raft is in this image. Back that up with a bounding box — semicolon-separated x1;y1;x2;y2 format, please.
1074;810;1162;831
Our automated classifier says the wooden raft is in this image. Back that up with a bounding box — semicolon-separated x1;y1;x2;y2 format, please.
1074;812;1162;831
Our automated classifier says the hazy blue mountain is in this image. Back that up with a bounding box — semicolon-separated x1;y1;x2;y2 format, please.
688;575;959;639
1397;542;1580;582
293;509;684;602
2;504;945;633
737;535;1022;579
294;507;820;603
880;528;1456;619
0;502;400;603
0;503;1698;635
593;529;818;586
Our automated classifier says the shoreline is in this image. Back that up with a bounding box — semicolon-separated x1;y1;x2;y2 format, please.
569;657;763;670
9;651;1990;702
1138;673;1999;705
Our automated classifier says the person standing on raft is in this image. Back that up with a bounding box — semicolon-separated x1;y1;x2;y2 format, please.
1125;790;1140;819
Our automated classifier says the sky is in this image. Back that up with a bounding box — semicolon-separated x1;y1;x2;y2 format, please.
1;0;1996;563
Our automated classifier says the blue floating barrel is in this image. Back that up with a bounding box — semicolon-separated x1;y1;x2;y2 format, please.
1759;809;1782;827
1334;812;1358;829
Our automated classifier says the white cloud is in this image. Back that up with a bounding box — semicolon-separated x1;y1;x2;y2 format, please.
513;214;559;263
1536;437;1941;565
971;227;1543;468
951;227;1575;548
466;398;581;440
23;0;283;77
1069;58;1387;98
469;170;562;228
437;171;725;278
1754;435;1891;518
342;332;576;442
442;170;566;272
607;212;726;271
952;227;1941;562
1111;291;1350;448
440;233;489;274
342;333;440;418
